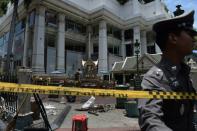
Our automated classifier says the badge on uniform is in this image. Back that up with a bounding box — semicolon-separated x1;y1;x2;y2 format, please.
172;81;179;87
180;104;184;115
171;66;177;71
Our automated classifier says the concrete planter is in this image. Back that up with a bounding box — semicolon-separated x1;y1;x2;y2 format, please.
115;85;129;109
124;101;139;117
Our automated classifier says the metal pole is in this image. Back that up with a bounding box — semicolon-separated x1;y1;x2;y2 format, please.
137;53;139;76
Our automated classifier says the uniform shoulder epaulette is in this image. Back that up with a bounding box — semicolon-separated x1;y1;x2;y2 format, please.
146;66;163;80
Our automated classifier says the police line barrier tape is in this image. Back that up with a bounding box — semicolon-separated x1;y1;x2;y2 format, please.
0;82;197;100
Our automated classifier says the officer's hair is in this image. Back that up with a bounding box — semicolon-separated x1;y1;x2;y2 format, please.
155;29;182;52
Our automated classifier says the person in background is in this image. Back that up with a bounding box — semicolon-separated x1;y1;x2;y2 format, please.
75;69;82;81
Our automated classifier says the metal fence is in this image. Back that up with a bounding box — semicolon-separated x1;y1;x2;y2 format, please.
0;73;18;120
0;73;18;83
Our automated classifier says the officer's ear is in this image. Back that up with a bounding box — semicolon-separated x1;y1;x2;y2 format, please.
168;33;178;45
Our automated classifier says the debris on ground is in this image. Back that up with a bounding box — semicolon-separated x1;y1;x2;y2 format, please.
44;104;56;109
76;104;115;116
81;96;95;109
44;104;57;115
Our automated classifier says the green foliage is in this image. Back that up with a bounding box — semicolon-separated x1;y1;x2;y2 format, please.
0;0;10;16
0;0;32;16
10;0;15;3
24;0;32;9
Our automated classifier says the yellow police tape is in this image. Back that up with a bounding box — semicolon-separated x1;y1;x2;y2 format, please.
0;82;197;100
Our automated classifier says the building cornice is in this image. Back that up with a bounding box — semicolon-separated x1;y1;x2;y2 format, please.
43;0;90;24
0;0;170;36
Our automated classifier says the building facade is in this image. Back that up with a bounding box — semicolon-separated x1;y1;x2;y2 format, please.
0;0;170;76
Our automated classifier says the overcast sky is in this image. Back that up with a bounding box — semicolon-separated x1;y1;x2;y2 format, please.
163;0;197;28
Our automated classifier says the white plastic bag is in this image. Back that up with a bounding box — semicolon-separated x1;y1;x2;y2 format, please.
82;96;95;109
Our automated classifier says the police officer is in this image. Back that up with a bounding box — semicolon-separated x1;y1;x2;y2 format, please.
138;10;197;131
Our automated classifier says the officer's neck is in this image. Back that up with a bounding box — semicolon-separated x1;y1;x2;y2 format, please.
162;51;184;65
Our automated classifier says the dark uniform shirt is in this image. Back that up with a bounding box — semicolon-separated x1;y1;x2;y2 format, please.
138;57;195;131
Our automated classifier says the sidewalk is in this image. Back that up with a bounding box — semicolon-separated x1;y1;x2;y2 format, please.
42;96;140;131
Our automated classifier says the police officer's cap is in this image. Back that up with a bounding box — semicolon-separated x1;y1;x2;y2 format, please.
153;10;197;36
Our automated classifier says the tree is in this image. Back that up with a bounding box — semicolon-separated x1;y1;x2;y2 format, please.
7;0;19;74
0;0;10;16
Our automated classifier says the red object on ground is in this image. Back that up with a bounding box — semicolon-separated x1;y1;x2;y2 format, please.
72;114;88;131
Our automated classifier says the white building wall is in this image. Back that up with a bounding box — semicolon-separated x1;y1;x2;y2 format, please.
0;0;170;29
0;0;171;74
65;0;120;13
121;1;134;19
141;0;162;18
63;0;168;20
132;0;141;16
103;0;121;16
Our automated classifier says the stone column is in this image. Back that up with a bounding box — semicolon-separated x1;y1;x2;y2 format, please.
133;26;141;55
23;15;29;67
121;30;126;59
32;6;45;73
98;20;108;75
141;30;147;54
56;13;65;72
86;25;93;59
